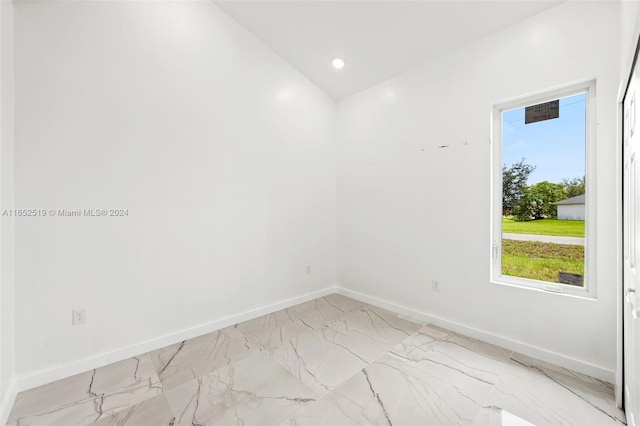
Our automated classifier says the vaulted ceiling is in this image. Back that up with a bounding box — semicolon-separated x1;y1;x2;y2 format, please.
216;1;562;100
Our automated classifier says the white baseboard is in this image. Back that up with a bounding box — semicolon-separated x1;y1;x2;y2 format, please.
14;284;615;395
0;380;17;426
16;286;337;393
336;286;616;383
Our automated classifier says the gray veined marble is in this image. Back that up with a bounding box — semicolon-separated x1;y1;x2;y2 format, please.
293;295;356;316
233;308;317;350
280;396;356;426
7;355;163;426
322;305;423;363
164;351;318;426
285;296;355;329
388;325;438;358
390;330;512;387
90;394;175;426
419;323;454;340
319;293;364;313
511;352;623;411
480;354;626;426
147;324;257;390
149;295;360;392
267;326;370;395
444;333;513;362
471;405;536;426
322;352;494;425
4;295;627;426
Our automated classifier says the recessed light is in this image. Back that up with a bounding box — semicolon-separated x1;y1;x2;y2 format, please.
332;58;345;70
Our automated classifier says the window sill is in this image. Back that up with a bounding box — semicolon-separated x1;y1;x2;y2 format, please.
491;275;597;301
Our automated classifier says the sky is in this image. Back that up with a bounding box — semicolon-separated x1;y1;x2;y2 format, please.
502;92;586;185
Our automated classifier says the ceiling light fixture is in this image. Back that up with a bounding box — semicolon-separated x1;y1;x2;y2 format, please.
332;58;345;70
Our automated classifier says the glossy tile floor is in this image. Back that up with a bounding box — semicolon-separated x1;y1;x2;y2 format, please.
7;294;626;425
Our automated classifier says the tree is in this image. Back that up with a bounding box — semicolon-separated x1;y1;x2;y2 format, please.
511;189;535;222
513;181;567;221
503;158;536;215
561;176;585;198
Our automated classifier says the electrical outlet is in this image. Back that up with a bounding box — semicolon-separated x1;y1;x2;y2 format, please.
432;279;440;292
72;309;86;325
306;265;311;275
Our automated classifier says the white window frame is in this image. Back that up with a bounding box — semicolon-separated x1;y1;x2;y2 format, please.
491;80;597;299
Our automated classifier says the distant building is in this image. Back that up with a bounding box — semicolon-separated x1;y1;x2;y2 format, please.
554;194;585;220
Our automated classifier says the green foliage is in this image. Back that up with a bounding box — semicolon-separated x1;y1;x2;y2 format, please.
512;181;566;221
502;162;584;221
529;181;567;219
501;240;584;283
502;158;536;215
511;191;535;222
561;176;586;198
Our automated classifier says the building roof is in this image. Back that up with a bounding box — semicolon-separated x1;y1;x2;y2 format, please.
554;194;585;205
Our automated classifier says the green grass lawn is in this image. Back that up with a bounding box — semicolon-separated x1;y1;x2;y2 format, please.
502;216;585;237
502;240;584;284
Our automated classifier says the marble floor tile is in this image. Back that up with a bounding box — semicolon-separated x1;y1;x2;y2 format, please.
323;352;494;425
280;396;356;426
388;325;439;358
293;295;355;316
6;295;626;426
482;356;626;425
445;334;513;362
322;293;364;312
511;352;622;412
390;332;512;386
323;306;422;363
147;324;257;390
355;301;416;321
7;355;163;426
267;326;369;395
89;394;175;426
471;405;535;426
420;323;454;340
286;296;354;329
234;308;316;350
164;351;318;425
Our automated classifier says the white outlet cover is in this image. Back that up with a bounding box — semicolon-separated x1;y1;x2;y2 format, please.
72;309;86;325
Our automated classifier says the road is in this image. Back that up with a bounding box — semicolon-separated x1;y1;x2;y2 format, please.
502;233;585;246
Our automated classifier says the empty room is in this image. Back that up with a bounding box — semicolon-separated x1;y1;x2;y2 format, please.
1;0;640;425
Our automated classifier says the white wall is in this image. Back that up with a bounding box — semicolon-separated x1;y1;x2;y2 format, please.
620;1;640;95
336;1;620;377
0;0;16;421
558;205;585;221
13;1;336;380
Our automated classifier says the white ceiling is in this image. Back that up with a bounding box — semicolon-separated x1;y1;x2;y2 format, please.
216;1;561;100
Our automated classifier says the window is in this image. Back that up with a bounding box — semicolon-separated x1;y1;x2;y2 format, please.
491;81;596;298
